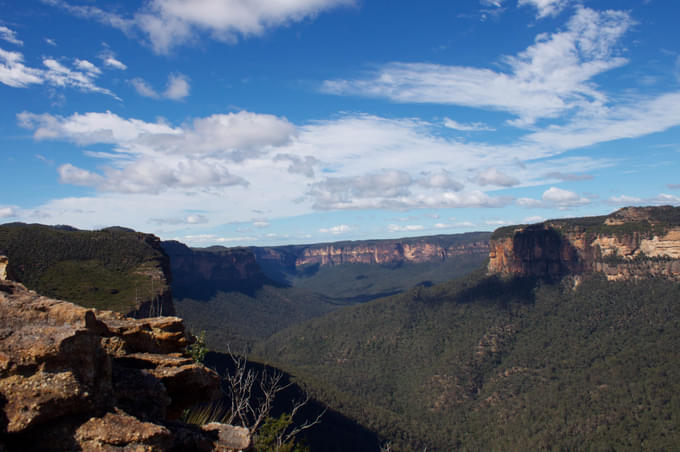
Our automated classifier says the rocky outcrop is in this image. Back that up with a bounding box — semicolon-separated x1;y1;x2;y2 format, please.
488;206;680;280
0;280;250;451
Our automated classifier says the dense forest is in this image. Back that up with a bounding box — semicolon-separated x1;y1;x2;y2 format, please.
254;272;680;450
0;223;169;314
167;235;487;351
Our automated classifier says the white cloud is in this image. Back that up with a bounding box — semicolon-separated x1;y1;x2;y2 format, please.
0;48;43;87
542;186;590;208
319;224;353;234
0;26;23;46
45;38;57;46
74;59;101;75
253;220;270;228
608;195;642;205
523;215;545;223
517;197;544;208
485;220;510;226
322;7;632;126
475;168;519;187
164;73;190;99
519;0;571;18
101;53;127;70
0;207;17;219
0;48;116;97
58;163;104;186
131;73;190;100
46;0;354;54
387;224;424;233
186;214;209;224
19;110;295;194
544;171;593;181
443;118;495;131
130;78;158;98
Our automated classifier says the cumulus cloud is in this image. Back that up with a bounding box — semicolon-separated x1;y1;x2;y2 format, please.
417;170;464;191
541;186;590;208
19;110;295;194
475;168;519;187
45;0;354;54
322;7;632;126
0;206;17;219
274;154;319;178
186;214;209;224
0;26;23;46
131;73;190;100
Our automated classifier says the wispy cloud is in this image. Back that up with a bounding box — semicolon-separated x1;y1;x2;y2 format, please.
0;48;117;97
322;7;632;127
0;26;23;46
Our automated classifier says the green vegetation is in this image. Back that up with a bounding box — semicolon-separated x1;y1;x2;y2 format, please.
0;223;168;313
254;272;680;451
492;206;680;240
175;286;341;352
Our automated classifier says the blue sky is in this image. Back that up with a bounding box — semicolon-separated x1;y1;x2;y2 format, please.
1;0;679;246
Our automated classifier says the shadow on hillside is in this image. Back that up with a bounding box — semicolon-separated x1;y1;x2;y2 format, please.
171;276;286;301
455;275;540;307
203;351;381;452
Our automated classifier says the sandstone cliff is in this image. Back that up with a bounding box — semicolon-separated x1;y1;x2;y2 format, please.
162;241;270;299
488;206;680;280
254;232;491;272
0;223;174;317
0;279;250;451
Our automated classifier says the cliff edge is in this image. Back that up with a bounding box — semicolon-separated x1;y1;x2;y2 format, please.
0;278;249;451
488;206;680;280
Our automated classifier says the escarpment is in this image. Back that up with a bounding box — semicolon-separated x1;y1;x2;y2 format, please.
0;223;174;317
0;279;250;451
488;206;680;280
254;232;491;271
162;241;270;298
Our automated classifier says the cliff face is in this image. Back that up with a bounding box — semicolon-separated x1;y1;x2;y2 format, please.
0;279;249;451
254;232;491;270
488;206;680;280
0;224;174;317
162;241;270;299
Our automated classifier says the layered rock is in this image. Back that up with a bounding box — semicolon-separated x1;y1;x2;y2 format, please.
0;280;250;451
254;232;491;271
488;206;680;280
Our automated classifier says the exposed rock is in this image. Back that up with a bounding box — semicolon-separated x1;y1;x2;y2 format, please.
0;280;249;451
250;232;491;274
488;206;680;280
0;256;7;281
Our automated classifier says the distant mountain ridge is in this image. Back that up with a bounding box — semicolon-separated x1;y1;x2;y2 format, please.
489;206;680;280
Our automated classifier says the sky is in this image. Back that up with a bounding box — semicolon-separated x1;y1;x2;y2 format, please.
1;0;679;247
